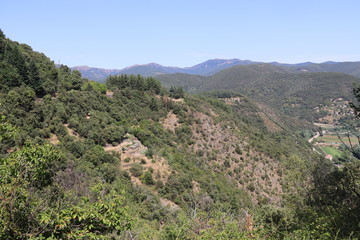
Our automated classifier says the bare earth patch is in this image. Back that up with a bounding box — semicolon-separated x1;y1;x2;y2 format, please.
63;124;82;140
259;112;282;132
106;91;114;97
221;97;241;106
48;134;60;145
161;111;180;132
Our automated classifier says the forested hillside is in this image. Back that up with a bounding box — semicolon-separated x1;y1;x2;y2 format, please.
291;61;360;78
157;64;360;122
1;30;360;239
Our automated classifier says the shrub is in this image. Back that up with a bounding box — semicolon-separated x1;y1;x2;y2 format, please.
247;183;255;192
224;159;231;168
145;148;154;158
130;163;143;177
235;145;243;155
141;171;155;185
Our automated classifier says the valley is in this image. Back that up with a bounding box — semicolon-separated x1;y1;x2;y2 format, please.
310;98;360;162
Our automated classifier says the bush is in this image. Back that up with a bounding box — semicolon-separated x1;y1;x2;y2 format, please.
130;163;143;177
145;148;154;158
141;171;155;185
235;145;243;155
247;183;255;192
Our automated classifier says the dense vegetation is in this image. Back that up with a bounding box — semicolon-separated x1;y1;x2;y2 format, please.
1;29;360;239
157;64;360;122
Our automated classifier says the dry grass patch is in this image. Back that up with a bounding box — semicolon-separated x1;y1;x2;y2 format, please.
48;134;60;145
161;111;180;132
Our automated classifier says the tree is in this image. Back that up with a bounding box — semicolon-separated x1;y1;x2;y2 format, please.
169;86;185;99
0;28;5;39
0;142;62;238
0;139;131;239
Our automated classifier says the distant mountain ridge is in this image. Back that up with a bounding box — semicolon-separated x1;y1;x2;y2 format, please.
72;59;260;81
72;59;360;82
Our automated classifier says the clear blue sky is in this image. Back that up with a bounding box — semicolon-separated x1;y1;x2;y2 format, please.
1;0;360;69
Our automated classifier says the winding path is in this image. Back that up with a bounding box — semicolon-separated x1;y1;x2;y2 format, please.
308;132;320;143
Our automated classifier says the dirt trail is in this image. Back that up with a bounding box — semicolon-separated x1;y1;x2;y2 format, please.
308;132;320;143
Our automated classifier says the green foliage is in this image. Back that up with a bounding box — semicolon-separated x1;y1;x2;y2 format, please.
0;142;62;188
0;115;18;154
81;145;117;166
81;81;107;94
169;86;185;99
130;163;144;177
0;143;61;238
235;145;243;155
41;187;132;239
304;159;360;238
141;171;155;185
106;74;162;94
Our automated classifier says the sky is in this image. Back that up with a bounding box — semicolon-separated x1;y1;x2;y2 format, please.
1;0;360;69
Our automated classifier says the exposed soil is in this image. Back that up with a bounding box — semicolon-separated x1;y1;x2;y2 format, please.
48;134;60;145
63;124;82;140
259;112;282;132
161;111;180;132
106;91;114;98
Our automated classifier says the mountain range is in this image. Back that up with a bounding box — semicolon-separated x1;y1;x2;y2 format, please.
72;59;360;81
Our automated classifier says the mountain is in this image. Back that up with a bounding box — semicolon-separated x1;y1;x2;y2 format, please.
157;64;360;122
73;59;360;82
71;65;123;82
182;58;259;75
117;62;183;76
72;59;259;81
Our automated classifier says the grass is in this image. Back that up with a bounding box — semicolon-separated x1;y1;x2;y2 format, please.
321;146;342;158
317;135;358;145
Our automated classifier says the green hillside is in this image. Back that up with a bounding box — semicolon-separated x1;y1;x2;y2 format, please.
1;30;360;239
156;73;206;93
294;61;360;78
158;64;360;122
